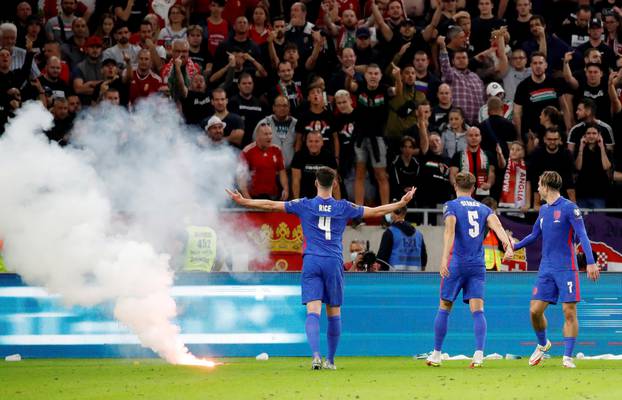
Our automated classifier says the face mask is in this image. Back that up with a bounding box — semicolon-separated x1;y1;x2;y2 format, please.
384;214;392;224
350;252;359;262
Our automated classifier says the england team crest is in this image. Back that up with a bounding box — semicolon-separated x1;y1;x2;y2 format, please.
553;210;561;221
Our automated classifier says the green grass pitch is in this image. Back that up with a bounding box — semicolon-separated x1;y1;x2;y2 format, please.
1;357;621;400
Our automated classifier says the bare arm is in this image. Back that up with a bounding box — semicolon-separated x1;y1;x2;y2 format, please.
609;71;621;114
439;215;456;277
279;169;289;200
371;2;393;42
512;103;522;138
562;52;579;90
226;189;286;212
362;188;416;218
449;166;459;186
291;168;301;198
114;0;135;22
422;5;442;42
487;213;512;254
560;94;574;134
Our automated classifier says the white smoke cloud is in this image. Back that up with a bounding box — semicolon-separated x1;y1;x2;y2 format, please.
0;99;262;364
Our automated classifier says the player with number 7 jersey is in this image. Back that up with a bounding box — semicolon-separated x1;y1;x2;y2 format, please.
427;172;513;369
226;167;415;370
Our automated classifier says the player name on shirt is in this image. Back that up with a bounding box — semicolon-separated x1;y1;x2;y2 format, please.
319;204;332;212
460;200;482;207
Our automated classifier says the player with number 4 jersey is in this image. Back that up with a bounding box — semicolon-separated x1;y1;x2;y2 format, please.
427;172;513;369
227;167;415;370
512;171;600;368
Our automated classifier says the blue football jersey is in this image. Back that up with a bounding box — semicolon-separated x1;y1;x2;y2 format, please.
515;196;595;272
285;196;364;259
443;196;493;268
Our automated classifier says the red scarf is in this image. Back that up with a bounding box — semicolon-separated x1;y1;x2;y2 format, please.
499;159;527;208
460;147;489;188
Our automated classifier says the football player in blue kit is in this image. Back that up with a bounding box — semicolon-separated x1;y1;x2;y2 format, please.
427;172;514;368
513;171;600;368
227;167;416;370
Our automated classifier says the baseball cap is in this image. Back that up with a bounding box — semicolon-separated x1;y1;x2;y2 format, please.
356;27;371;38
205;115;227;130
486;82;505;97
589;18;603;29
400;18;416;27
102;58;117;66
85;36;103;48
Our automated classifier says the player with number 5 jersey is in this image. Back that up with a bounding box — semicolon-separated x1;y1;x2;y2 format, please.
427;172;513;368
512;171;600;368
227;167;416;370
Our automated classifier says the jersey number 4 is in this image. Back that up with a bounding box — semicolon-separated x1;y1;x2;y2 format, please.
468;210;480;238
318;216;332;240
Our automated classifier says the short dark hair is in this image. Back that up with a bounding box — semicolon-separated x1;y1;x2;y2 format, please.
455;171;476;191
539;171;562;191
316;167;336;188
113;21;129;32
530;51;546;62
579;98;596;114
529;15;546;27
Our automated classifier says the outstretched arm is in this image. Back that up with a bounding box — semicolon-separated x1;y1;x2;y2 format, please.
362;188;416;218
225;189;286;212
439;215;456;277
513;216;542;250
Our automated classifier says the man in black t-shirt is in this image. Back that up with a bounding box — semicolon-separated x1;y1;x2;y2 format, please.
567;99;615;154
291;130;339;199
573;123;613;208
416;132;453;210
563;61;613;124
294;86;337;155
229;73;268;147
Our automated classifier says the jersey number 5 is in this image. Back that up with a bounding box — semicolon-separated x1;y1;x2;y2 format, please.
468;210;480;238
318;216;332;240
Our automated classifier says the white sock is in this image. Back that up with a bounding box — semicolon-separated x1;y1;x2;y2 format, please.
432;350;442;358
473;350;484;359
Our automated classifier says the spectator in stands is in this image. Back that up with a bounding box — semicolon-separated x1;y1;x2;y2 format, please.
187;24;212;76
207;88;245;147
438;35;485;125
323;8;358;52
213;16;261;78
349;63;400;207
478;82;513;123
291;130;340;199
137;20;165;73
332;90;356;188
441;107;469;159
603;11;622;57
238;122;289;200
431;83;453;133
181;73;212;127
526;126;576;208
574;123;613;209
94;58;129;106
256;95;297;169
60;17;89;68
45;0;77;42
73;35;103;104
161;39;201;101
205;0;228;58
450;126;497;200
1;22;40;76
199;115;229;148
412;51;440;105
295;85;338;155
444;26;470;58
285;2;315;61
508;0;533;49
344;240;369;272
480;96;519;163
102;87;121;105
22;16;46;57
263;15;287;70
575;18;617;71
158;5;188;50
567;99;615;154
386;65;425;151
14;1;32;46
564;59;613;124
93;13;114;49
0;87;22;134
473;26;510;82
67;93;80;118
127;49;162;106
513;52;571;144
501;48;531;102
39;56;72;102
327;47;361;97
41;41;70;83
102;22;141;70
248;3;271;46
522;15;571;74
434;0;461;36
229;73;268;147
498;141;530;210
377;204;427;271
389;135;427;207
416;131;453;209
45;97;72;146
352;27;379;72
558;5;591;49
470;0;505;54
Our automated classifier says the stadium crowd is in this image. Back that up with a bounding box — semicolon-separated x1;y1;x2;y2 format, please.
1;0;622;215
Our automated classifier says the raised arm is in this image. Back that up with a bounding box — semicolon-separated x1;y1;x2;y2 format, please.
362;188;416;218
439;215;456;277
225;189;286;212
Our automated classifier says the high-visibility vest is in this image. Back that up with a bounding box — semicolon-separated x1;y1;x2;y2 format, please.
183;226;217;272
483;231;503;271
388;226;424;271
